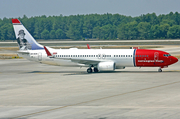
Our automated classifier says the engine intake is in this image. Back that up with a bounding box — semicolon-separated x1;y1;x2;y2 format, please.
97;62;115;71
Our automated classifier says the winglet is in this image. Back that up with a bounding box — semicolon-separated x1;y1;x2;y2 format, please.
87;44;91;49
44;46;53;57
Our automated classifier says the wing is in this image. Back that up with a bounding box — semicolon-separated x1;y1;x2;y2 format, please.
70;58;101;65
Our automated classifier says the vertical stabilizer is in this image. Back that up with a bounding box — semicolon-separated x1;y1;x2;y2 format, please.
12;19;44;50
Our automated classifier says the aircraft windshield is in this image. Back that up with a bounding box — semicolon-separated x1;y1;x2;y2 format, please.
163;54;171;57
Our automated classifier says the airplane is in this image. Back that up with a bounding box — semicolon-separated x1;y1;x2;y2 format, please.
12;19;178;73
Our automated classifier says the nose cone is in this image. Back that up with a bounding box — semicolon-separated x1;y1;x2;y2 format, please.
171;56;178;64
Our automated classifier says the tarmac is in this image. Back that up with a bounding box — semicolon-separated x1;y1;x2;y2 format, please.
0;59;180;119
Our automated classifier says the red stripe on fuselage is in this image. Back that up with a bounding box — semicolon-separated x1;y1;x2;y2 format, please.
135;49;175;67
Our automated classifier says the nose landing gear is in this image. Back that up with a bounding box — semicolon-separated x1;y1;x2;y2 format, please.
158;68;162;72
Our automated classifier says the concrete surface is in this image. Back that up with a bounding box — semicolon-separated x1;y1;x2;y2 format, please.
0;59;180;119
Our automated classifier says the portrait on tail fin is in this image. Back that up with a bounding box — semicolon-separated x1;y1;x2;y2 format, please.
16;30;32;50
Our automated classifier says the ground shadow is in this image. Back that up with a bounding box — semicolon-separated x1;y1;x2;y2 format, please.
26;70;180;76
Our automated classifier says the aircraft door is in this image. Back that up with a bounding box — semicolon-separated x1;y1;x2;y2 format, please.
38;52;42;61
154;52;159;61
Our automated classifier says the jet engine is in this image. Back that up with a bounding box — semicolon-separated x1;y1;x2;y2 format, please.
97;62;115;71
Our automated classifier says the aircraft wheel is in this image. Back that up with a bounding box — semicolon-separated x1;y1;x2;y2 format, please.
94;67;99;73
158;68;162;72
87;68;92;73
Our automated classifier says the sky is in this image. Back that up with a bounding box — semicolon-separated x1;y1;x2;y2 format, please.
0;0;180;19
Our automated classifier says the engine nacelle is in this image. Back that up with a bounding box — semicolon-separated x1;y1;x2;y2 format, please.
97;62;115;71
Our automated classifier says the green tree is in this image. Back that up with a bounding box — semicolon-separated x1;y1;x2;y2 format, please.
160;24;170;38
117;21;138;40
83;20;93;39
101;24;112;39
167;25;180;39
93;26;101;39
66;21;81;40
55;29;65;39
2;12;180;41
151;25;161;39
41;29;49;39
0;24;10;40
126;21;138;39
49;30;56;39
117;23;129;40
137;22;151;39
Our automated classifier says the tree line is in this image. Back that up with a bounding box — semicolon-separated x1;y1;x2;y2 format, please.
1;12;180;40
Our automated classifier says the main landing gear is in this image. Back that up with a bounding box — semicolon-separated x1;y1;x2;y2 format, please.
87;67;99;73
158;68;162;72
87;68;92;73
94;67;99;73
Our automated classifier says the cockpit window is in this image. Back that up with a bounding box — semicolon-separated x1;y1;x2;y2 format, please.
163;54;171;57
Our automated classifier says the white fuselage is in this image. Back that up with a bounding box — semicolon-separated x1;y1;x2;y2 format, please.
18;49;135;68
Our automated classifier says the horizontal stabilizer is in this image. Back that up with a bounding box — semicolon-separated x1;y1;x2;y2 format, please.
17;50;30;55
